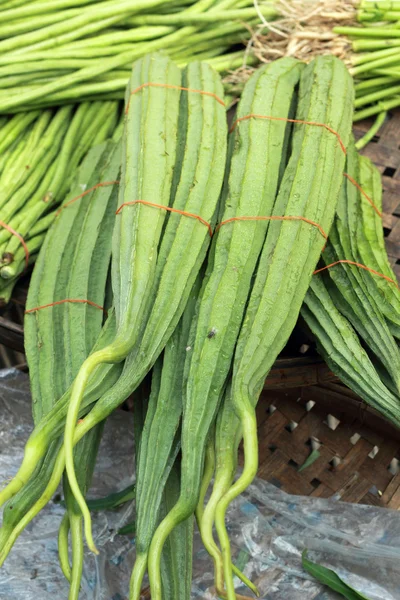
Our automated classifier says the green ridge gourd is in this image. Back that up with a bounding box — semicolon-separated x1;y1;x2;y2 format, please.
0;55;227;517
63;55;228;551
0;55;227;554
356;153;400;338
213;56;353;599
131;276;200;599
301;275;400;426
0;141;122;574
147;57;305;600
62;52;182;553
319;138;400;394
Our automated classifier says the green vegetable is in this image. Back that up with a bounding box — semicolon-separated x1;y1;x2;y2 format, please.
302;551;372;600
0;0;273;113
198;385;246;596
318;139;400;393
62;52;182;553
301;275;400;426
83;483;136;511
0;54;226;560
334;14;400;124
64;54;228;554
0;141;122;582
159;459;194;600
356;153;400;337
213;56;353;599
0;101;119;298
147;57;304;600
131;274;199;598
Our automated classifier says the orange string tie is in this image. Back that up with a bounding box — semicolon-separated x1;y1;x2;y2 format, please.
116;199;213;237
125;82;225;115
215;215;328;241
342;172;382;218
0;220;29;269
313;259;400;290
229;114;346;155
56;181;120;216
25;298;107;315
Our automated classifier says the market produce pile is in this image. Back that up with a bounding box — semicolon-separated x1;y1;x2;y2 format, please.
0;0;274;301
0;103;119;303
0;2;399;600
0;0;274;112
336;1;400;134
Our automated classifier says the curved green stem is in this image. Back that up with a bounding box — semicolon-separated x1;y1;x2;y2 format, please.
64;341;129;554
0;446;66;566
0;437;46;507
200;470;259;598
215;407;258;600
195;434;215;525
64;352;103;555
58;513;72;581
0;410;102;562
129;552;148;600
355;111;387;150
69;513;84;600
148;504;183;600
201;469;232;593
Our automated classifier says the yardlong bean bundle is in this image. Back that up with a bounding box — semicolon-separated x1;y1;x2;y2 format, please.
0;0;277;113
334;4;400;129
0;102;119;302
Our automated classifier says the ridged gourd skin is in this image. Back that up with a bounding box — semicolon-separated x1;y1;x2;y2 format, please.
301;276;400;427
0;56;228;520
146;57;305;600
132;368;194;600
159;461;194;600
319;139;400;395
0;141;121;584
61;56;228;552
301;148;400;425
60;52;182;551
213;56;354;599
130;275;200;599
356;154;400;338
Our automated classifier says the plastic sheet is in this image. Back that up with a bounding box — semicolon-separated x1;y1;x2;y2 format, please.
0;368;399;599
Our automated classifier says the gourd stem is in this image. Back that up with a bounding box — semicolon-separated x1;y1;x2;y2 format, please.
64;340;129;554
0;445;66;566
148;504;184;600
195;436;215;524
0;439;44;507
129;552;148;600
201;471;231;593
0;394;95;563
69;514;84;600
58;513;72;581
198;468;259;596
215;405;258;600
